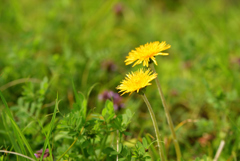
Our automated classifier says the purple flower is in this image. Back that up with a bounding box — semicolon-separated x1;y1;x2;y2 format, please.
113;3;124;16
98;90;125;111
34;149;50;159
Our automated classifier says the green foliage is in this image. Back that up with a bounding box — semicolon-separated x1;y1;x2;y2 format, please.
194;155;209;161
11;77;49;128
102;100;115;123
1;85;145;161
55;84;142;160
132;138;151;161
72;81;87;122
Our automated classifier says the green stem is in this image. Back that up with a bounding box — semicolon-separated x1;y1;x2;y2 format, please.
150;63;182;161
57;128;84;161
81;147;88;160
98;134;108;158
93;139;99;161
141;94;166;161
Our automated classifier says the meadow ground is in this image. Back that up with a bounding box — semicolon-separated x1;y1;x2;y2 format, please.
0;0;240;160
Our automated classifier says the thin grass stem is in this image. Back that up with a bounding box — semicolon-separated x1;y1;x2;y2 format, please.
92;139;99;161
213;140;225;161
141;94;166;161
0;150;36;161
150;63;182;161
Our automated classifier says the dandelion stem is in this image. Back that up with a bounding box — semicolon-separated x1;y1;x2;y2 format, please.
150;63;182;161
141;94;166;161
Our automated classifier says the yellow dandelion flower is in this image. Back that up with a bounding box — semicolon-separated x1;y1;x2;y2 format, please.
125;41;171;67
116;68;157;96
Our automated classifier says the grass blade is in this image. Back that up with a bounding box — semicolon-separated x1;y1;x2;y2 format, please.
1;113;21;156
40;94;59;161
0;90;36;160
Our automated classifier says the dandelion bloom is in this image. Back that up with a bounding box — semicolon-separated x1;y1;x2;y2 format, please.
125;41;171;67
117;68;157;96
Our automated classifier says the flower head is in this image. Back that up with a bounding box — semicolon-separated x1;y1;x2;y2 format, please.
117;68;157;96
125;41;171;67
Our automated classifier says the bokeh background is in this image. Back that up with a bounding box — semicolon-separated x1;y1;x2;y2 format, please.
1;0;240;160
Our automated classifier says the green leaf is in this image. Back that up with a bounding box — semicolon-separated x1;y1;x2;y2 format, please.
0;90;13;118
126;109;132;118
102;147;115;154
1;113;21;156
144;156;151;159
110;151;120;156
123;131;131;136
194;157;200;161
112;116;122;129
122;114;128;125
102;107;107;117
203;155;208;161
72;81;87;121
87;146;94;155
102;100;115;122
107;113;115;122
87;83;99;101
82;140;90;149
136;141;145;155
142;138;148;149
118;143;122;153
121;145;130;157
181;158;186;161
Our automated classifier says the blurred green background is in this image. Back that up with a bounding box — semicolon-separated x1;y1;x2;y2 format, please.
1;0;240;160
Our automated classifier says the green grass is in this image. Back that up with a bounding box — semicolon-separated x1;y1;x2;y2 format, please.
0;0;240;160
